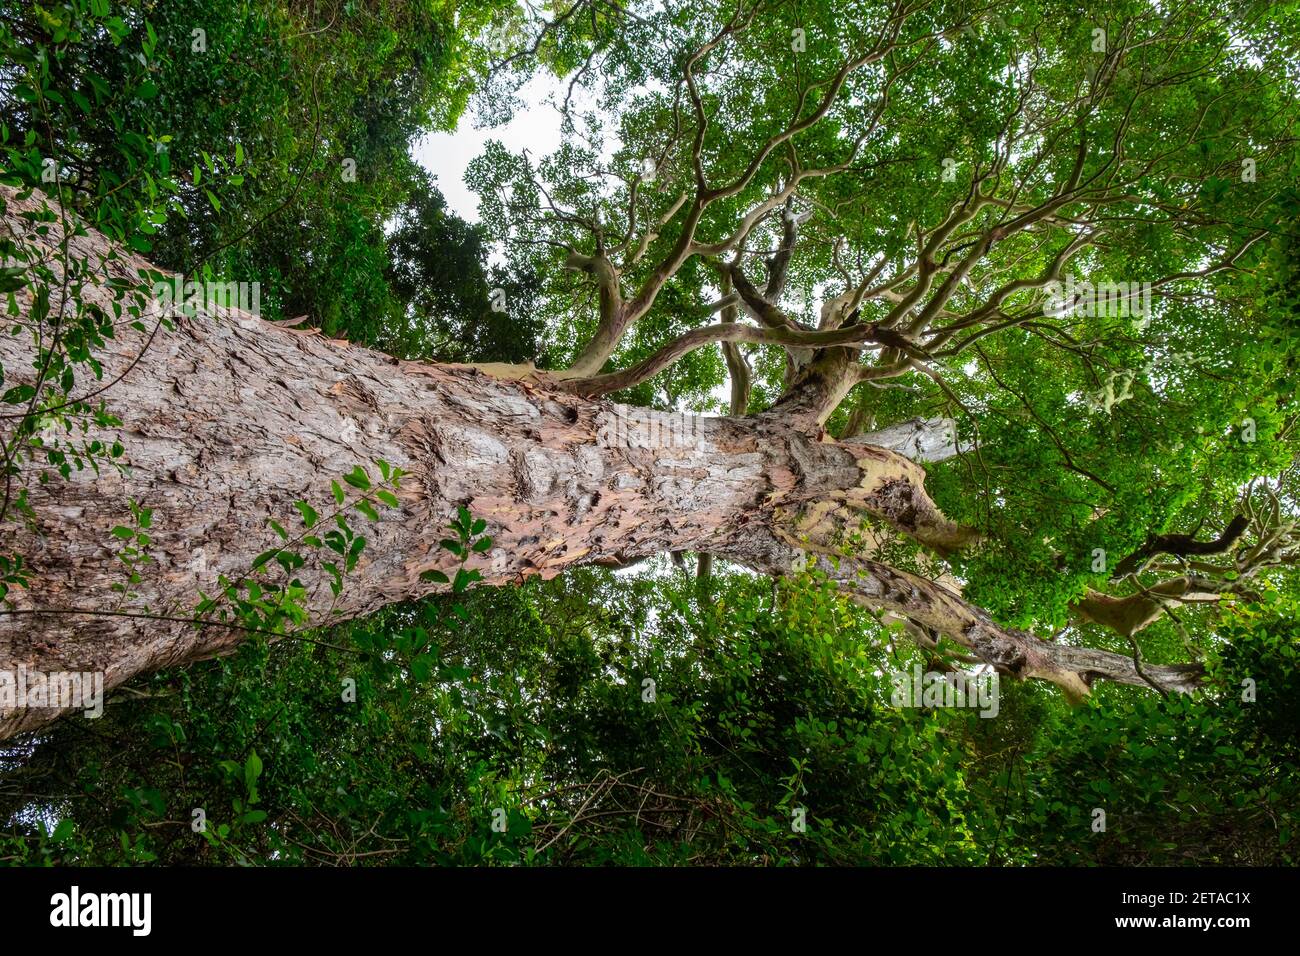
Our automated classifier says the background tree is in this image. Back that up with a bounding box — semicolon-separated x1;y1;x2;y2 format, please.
0;0;511;345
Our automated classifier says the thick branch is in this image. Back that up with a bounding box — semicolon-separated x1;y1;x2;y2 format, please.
1113;515;1251;580
560;320;900;398
723;530;1203;697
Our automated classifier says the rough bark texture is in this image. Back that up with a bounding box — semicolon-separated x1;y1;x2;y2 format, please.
0;186;1200;738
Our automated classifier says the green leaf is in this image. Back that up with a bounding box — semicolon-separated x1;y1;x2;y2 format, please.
245;751;263;789
452;567;482;594
343;466;371;491
294;500;319;528
252;549;280;570
51;819;75;843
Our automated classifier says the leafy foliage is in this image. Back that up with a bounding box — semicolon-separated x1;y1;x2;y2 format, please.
3;565;1295;865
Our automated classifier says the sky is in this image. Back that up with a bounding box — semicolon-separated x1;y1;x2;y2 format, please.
411;77;569;224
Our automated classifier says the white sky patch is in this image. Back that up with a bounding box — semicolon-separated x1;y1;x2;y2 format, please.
412;75;569;223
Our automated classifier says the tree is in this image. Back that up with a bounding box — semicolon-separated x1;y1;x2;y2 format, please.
0;0;501;345
384;168;545;364
1;0;1298;750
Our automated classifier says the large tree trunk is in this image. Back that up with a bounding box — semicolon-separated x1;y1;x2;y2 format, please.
0;187;1198;738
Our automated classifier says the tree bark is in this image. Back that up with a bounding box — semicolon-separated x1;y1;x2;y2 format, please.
0;186;1200;739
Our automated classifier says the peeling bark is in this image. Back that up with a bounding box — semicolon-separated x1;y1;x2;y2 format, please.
1073;587;1178;638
